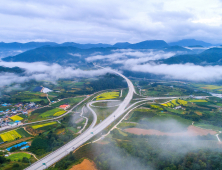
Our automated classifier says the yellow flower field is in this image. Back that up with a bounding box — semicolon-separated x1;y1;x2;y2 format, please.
96;92;119;100
162;99;188;107
0;130;22;142
32;122;57;129
53;110;66;116
10;115;23;121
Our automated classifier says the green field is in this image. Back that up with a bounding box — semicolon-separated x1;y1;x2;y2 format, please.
40;108;63;118
8;152;31;161
16;128;32;137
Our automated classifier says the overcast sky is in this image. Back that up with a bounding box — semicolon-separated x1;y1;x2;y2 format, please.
0;0;222;44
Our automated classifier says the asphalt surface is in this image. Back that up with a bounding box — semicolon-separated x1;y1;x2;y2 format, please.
24;70;135;170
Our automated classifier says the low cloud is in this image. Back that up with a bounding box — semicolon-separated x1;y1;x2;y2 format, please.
126;63;222;82
86;49;175;64
0;61;113;87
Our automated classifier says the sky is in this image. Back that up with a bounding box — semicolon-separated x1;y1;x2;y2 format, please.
0;0;222;44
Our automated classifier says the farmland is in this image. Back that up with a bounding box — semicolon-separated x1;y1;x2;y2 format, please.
8;152;31;161
53;110;66;116
161;99;187;107
0;130;22;142
96;91;119;100
10;115;23;121
40;108;63;118
188;99;208;102
0;128;31;142
32;122;57;129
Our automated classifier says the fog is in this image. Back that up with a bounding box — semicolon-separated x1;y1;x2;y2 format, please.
0;61;113;87
86;49;175;64
86;49;222;82
126;63;222;82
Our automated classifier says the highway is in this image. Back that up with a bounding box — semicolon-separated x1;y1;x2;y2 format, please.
24;69;136;170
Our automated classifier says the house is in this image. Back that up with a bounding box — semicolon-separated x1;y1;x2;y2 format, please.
59;104;70;110
8;122;17;126
174;106;182;110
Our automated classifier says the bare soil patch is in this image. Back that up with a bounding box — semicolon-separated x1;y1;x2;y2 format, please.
124;125;217;136
69;159;97;170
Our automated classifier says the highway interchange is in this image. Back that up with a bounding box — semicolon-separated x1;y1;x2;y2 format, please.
11;68;208;170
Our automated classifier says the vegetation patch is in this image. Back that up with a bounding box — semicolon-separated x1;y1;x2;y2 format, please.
8;152;31;161
96;92;119;100
32;122;57;129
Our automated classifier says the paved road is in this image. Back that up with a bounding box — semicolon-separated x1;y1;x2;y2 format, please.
24;69;135;170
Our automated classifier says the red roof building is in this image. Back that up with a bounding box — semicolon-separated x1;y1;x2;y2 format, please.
59;104;70;110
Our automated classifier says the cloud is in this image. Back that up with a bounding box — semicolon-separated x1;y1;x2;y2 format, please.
125;63;222;82
0;61;113;87
0;0;222;43
86;49;175;64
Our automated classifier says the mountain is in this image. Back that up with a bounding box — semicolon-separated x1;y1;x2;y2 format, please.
128;40;168;49
0;42;57;49
168;39;212;47
159;47;222;65
113;42;131;48
2;46;116;64
60;42;112;49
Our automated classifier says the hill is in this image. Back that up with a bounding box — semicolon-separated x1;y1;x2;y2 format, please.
0;42;57;49
128;40;168;49
159;47;222;65
2;46;116;64
169;39;212;47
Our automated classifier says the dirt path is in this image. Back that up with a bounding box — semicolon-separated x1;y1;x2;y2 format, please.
69;159;97;170
124;125;217;136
